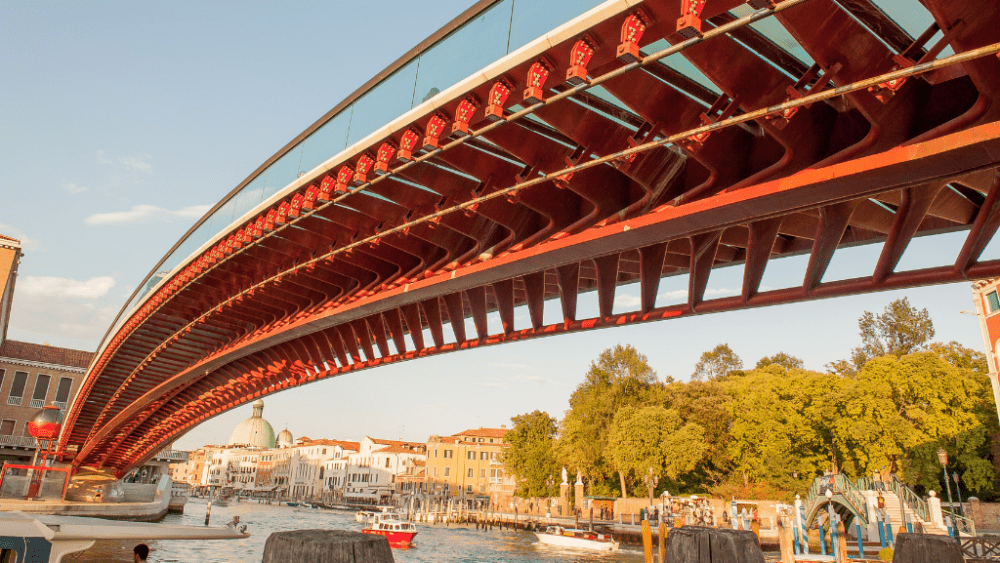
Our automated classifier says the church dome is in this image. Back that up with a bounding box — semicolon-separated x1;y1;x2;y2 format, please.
277;427;293;448
228;399;276;449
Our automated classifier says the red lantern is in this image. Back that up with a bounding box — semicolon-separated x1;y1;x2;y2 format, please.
617;12;647;63
423;114;448;151
485;79;512;122
677;0;706;39
355;154;375;184
450;96;479;138
566;39;595;85
290;193;305;217
256;213;273;234
318;175;335;201
398;128;421;161
523;59;552;105
335;166;355;192
374;142;396;175
303;186;319;210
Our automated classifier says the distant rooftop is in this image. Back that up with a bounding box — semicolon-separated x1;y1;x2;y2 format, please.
0;339;94;369
454;427;508;439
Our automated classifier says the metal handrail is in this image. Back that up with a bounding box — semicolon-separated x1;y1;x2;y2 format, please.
943;507;977;537
832;474;869;523
887;475;931;524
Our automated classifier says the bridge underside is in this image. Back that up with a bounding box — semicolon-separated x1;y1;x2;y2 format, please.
62;0;1000;476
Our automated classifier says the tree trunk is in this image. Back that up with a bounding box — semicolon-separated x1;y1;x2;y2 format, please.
619;470;628;499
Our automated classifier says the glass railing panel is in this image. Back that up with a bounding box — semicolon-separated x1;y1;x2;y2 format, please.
299;108;353;176
228;174;268;226
411;0;514;107
347;60;420;146
641;39;722;95
508;0;606;53
262;144;304;201
729;5;814;66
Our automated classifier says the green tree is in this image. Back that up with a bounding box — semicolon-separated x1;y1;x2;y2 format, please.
756;352;804;370
605;405;706;498
558;344;658;494
849;298;935;370
721;365;836;498
692;344;744;381
502;410;561;498
654;380;733;490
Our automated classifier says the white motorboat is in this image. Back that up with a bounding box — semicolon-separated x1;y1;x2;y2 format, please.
356;510;376;523
535;525;619;552
0;510;249;563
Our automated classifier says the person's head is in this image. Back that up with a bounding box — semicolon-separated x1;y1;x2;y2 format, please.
133;543;149;562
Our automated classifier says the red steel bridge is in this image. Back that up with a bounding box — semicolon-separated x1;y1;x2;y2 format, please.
59;0;1000;477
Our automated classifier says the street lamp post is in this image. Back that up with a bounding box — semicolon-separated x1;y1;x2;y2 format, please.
952;472;963;515
937;448;956;515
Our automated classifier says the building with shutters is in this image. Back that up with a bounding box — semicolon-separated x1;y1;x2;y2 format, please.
0;234;95;463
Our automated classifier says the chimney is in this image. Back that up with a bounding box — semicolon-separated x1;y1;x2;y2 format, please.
500;424;506;430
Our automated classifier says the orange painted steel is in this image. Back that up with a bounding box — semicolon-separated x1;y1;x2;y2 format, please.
60;0;1000;476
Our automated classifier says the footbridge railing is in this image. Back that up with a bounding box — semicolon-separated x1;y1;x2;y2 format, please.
804;474;869;528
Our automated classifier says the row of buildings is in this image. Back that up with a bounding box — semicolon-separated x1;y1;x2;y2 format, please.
169;400;516;510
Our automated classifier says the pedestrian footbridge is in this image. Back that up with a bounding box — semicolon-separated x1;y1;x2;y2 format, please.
802;473;975;541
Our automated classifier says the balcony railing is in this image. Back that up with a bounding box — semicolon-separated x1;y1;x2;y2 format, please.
29;398;44;408
6;396;22;406
52;401;67;410
0;435;37;447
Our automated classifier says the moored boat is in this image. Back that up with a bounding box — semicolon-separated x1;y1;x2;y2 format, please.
361;513;417;547
1;510;249;563
355;510;375;523
535;526;619;552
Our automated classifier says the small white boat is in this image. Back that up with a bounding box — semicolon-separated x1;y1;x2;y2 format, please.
0;510;248;563
356;510;376;523
535;525;619;552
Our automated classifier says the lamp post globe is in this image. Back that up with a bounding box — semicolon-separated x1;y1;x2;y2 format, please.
28;405;63;466
937;448;955;515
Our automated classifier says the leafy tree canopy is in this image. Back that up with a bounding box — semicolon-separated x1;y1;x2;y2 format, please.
558;344;658;492
756;352;804;371
503;410;560;498
848;297;935;370
692;343;744;381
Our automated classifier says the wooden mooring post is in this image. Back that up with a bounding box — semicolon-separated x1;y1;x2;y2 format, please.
261;530;393;563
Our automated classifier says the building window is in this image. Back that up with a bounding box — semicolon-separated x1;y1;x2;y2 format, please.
385;458;390;468
434;449;438;458
7;371;27;406
481;469;486;479
0;419;15;435
989;291;1000;313
468;468;474;478
467;484;473;493
444;467;450;477
31;374;51;408
54;376;72;409
433;467;438;477
444;450;452;459
480;452;487;460
468;451;475;460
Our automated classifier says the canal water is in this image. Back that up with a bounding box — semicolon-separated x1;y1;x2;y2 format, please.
74;498;648;562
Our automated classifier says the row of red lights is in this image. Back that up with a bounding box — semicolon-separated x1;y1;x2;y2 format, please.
86;2;740;414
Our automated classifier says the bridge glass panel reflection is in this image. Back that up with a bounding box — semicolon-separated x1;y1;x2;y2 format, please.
299;109;352;175
411;0;513;107
508;0;606;52
262;145;303;200
347;60;420;146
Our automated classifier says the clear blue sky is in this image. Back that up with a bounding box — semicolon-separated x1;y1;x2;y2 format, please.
1;0;993;450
